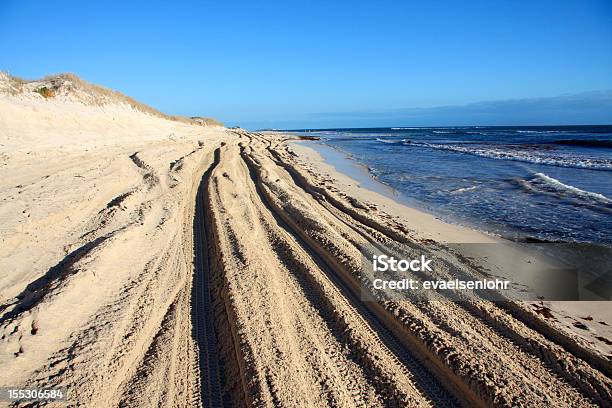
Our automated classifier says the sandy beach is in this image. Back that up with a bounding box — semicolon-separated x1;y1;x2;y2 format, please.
0;74;610;407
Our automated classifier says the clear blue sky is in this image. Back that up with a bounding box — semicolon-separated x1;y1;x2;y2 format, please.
1;0;611;128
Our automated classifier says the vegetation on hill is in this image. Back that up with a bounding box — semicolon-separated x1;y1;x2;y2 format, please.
0;72;223;127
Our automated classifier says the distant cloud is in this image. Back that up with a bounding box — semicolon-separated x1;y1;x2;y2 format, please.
243;90;612;130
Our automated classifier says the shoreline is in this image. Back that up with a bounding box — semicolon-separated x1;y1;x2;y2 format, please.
286;137;497;244
285;131;612;246
284;135;611;353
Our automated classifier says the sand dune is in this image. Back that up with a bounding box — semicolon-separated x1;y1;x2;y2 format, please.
0;75;610;406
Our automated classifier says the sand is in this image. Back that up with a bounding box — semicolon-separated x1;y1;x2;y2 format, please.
0;75;227;406
0;75;610;407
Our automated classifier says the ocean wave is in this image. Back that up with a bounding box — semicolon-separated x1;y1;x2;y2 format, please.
432;130;486;135
516;130;569;134
409;142;612;170
449;186;478;194
375;138;403;144
532;173;612;204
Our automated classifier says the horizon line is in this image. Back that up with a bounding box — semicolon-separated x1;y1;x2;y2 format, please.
260;123;612;132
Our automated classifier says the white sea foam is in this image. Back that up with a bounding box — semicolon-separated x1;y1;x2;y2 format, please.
410;143;612;170
533;173;612;204
450;186;478;194
432;130;484;134
516;130;569;134
376;138;401;144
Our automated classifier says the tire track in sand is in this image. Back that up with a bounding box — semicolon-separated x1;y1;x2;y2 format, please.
192;131;610;407
191;147;224;408
236;139;463;407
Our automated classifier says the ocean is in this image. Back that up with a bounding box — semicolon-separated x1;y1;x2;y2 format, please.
290;126;612;244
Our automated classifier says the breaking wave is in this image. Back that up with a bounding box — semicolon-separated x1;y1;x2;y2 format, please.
408;142;612;170
531;173;612;204
375;138;403;144
449;186;478;194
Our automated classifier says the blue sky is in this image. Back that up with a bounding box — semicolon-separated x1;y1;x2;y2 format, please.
1;0;611;129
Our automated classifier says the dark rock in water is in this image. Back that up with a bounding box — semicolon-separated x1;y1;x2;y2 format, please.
297;135;320;141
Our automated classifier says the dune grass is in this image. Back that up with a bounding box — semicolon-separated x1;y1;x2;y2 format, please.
1;72;223;127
